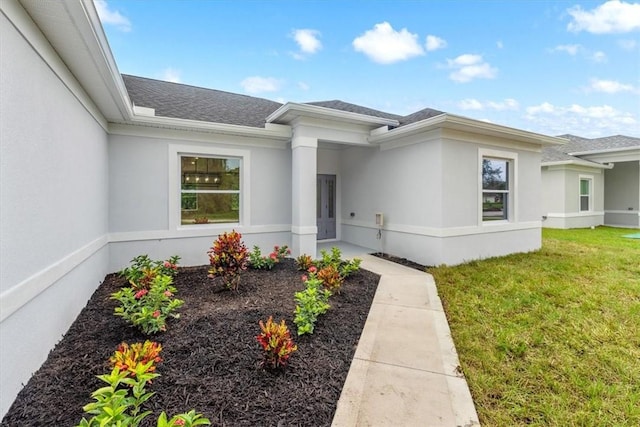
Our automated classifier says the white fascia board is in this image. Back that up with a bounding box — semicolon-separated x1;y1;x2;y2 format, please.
266;102;399;127
569;146;640;156
369;113;566;147
442;114;566;146
122;115;292;141
541;160;613;169
368;114;446;143
79;0;134;121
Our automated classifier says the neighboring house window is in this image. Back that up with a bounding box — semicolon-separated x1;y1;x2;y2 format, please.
579;176;592;212
479;149;517;223
180;156;240;225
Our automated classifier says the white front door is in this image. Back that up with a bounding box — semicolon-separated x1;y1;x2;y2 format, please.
317;174;336;240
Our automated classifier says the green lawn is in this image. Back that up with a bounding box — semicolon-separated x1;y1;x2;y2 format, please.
429;227;640;426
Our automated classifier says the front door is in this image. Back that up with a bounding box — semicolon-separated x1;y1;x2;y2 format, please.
317;174;336;240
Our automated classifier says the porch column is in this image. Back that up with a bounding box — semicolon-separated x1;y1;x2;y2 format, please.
291;135;317;258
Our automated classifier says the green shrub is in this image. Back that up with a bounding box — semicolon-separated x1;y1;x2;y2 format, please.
207;230;248;291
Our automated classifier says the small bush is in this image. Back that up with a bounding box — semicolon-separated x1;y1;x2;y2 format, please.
316;247;361;280
112;274;184;335
248;245;290;270
109;341;163;378
317;265;343;293
256;316;298;369
293;272;331;335
77;348;210;427
295;254;314;271
119;255;180;290
207;230;248;291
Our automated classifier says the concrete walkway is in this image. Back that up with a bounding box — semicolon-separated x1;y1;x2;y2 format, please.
329;252;481;427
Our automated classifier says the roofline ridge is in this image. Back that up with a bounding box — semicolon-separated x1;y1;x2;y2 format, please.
121;74;283;105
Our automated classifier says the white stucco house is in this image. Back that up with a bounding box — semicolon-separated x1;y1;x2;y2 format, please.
541;134;640;229
0;0;567;417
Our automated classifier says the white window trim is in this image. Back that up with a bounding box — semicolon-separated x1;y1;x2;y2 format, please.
169;144;251;230
478;148;518;225
579;174;593;212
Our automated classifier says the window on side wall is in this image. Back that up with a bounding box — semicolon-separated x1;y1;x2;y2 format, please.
180;156;240;225
482;157;510;222
579;176;592;212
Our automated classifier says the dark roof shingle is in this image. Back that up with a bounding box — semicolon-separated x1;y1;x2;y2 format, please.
122;75;446;129
122;74;283;128
542;134;640;163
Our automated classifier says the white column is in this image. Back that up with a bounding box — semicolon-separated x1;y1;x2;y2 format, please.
291;135;317;258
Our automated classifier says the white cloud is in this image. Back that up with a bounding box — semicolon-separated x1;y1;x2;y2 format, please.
488;98;520;111
525;101;638;136
526;102;556;114
425;35;447;51
161;68;181;83
291;29;322;59
497;40;504;49
552;44;581;55
567;0;640;34
94;0;131;32
458;98;484;110
551;44;608;62
589;78;636;93
446;54;497;83
458;98;519;111
618;39;638;50
240;76;282;94
591;51;608;62
353;22;424;64
297;81;310;91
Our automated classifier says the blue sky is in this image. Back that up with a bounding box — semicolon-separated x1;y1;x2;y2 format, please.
96;0;639;137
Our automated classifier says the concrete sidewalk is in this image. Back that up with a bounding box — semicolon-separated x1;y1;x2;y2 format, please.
332;254;480;427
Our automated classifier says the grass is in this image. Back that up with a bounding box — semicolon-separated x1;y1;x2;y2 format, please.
429;227;640;426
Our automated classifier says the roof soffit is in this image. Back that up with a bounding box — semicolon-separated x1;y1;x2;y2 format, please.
369;113;565;148
18;0;132;122
267;102;399;128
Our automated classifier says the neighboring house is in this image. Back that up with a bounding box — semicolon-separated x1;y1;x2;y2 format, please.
541;135;640;229
1;0;564;417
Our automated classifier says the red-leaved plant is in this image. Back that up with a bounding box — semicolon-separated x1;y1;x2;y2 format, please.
256;316;297;370
317;265;344;293
109;340;163;378
207;230;248;291
295;254;314;271
119;255;180;290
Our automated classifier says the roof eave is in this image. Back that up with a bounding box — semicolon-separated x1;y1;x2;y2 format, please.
541;160;614;169
266;102;399;127
369;113;566;146
122;115;292;140
569;146;640;156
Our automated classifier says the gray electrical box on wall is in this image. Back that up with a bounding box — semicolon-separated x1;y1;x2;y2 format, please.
375;213;384;227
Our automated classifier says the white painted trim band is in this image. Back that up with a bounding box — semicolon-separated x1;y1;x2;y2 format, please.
341;219;540;238
291;226;318;235
604;210;640;215
545;211;605;218
0;235;108;322
109;225;291;243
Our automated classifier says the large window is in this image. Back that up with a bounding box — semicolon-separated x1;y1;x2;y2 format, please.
180;156;240;225
482;157;510;221
579;177;592;212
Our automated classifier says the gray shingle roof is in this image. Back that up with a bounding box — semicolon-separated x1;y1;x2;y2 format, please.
122;75;445;129
542;134;640;163
305;100;403;121
398;107;445;126
122;74;283;128
557;134;640;153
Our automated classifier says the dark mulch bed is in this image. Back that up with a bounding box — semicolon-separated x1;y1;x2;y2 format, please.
371;252;430;271
1;259;380;427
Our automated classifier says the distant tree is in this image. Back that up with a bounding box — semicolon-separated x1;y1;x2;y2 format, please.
482;159;506;190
